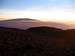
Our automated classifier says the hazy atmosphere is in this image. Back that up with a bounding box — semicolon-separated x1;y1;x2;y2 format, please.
0;0;75;28
0;0;75;24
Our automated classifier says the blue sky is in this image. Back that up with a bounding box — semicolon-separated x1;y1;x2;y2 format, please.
0;0;75;24
1;0;75;10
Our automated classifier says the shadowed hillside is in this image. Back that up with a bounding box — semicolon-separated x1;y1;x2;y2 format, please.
0;26;75;56
26;26;62;37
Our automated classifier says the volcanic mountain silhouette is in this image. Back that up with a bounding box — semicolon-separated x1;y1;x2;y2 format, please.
0;18;69;29
0;26;75;56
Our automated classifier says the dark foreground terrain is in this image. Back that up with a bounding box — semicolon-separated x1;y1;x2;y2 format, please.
0;26;75;56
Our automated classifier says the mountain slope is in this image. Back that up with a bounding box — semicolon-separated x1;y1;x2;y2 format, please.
0;26;75;56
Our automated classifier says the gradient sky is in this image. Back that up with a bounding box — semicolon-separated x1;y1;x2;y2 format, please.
0;0;75;24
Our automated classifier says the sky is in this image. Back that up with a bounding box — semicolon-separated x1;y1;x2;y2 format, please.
0;0;75;24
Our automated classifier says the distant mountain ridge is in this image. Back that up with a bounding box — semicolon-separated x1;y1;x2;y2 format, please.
0;18;69;29
0;18;37;22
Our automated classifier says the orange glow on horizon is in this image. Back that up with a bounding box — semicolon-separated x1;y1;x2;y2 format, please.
0;15;75;25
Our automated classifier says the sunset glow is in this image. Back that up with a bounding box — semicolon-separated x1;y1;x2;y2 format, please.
0;9;75;24
0;0;75;25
